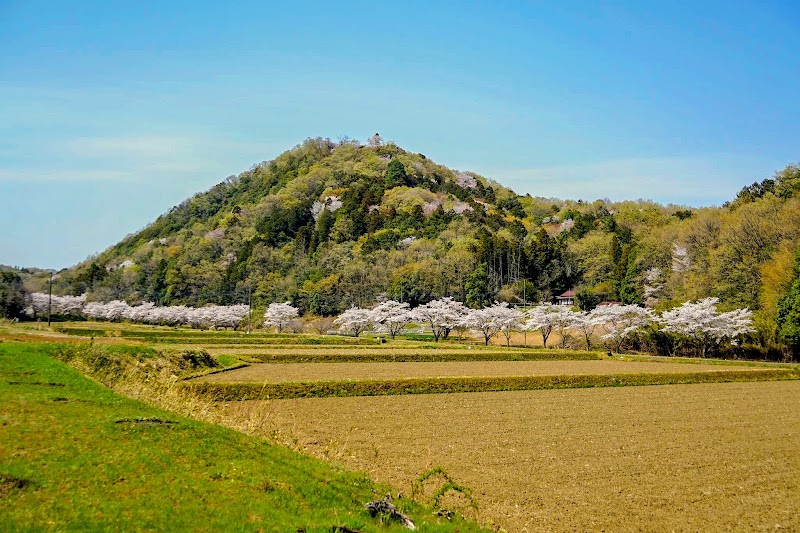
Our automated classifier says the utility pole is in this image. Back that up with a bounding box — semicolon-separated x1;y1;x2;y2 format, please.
47;272;53;327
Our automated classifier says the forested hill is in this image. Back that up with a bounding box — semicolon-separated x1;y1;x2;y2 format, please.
49;136;800;333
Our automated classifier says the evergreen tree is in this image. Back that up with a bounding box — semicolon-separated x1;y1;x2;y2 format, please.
610;234;622;264
0;271;26;319
405;205;425;230
152;258;169;304
315;208;334;242
465;263;492;308
575;288;600;311
618;247;642;304
385;159;408;189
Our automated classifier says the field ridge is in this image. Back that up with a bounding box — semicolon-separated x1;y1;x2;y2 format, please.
184;367;800;400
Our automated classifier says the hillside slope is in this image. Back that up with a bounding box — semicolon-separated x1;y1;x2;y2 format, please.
47;137;800;346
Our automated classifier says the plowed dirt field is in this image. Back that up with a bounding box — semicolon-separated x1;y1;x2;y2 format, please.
200;360;759;383
242;381;800;531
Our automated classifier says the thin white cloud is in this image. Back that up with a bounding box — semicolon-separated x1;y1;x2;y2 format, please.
65;136;190;159
0;168;132;182
481;155;764;206
0;135;287;183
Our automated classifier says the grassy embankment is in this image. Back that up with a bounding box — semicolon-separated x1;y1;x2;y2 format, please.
17;323;799;402
0;341;482;532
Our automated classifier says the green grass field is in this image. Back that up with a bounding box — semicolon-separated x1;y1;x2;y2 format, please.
0;342;482;532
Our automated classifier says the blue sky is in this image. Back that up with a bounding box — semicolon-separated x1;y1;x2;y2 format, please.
1;1;799;268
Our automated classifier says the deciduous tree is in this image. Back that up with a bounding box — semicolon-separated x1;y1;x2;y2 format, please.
410;297;469;342
371;300;411;339
593;304;654;353
334;306;374;337
263;302;300;333
777;247;800;357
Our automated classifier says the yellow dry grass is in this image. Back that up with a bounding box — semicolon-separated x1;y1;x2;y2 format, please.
238;381;800;531
198;360;760;383
202;347;511;356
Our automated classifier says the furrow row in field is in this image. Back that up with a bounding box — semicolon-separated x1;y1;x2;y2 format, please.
222;349;602;364
185;368;800;400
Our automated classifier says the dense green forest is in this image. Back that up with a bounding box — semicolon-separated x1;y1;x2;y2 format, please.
16;136;800;354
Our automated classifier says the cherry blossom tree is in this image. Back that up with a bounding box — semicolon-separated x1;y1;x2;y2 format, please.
82;300;131;322
81;301;104;321
558;219;575;234
464;306;503;346
592;304;654;353
466;302;524;346
187;306;212;329
263;302;300;333
371;300;411;339
209;304;249;330
456;172;477;189
334;306;374;337
571;311;605;350
496;304;525;347
29;292;50;317
643;267;664;308
28;293;86;319
125;302;156;323
671;243;691;273
106;301;133;322
660;297;754;357
310;196;343;221
409;297;469;342
156;305;190;326
551;306;580;349
28;295;250;330
56;294;86;316
525;304;575;348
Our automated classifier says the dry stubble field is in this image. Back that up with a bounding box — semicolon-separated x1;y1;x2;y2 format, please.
198;360;762;383
236;381;800;532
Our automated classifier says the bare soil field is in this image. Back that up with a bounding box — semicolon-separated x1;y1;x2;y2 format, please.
241;381;800;531
198;360;760;383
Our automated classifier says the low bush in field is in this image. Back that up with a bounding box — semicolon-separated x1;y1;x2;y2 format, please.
184;368;800;400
